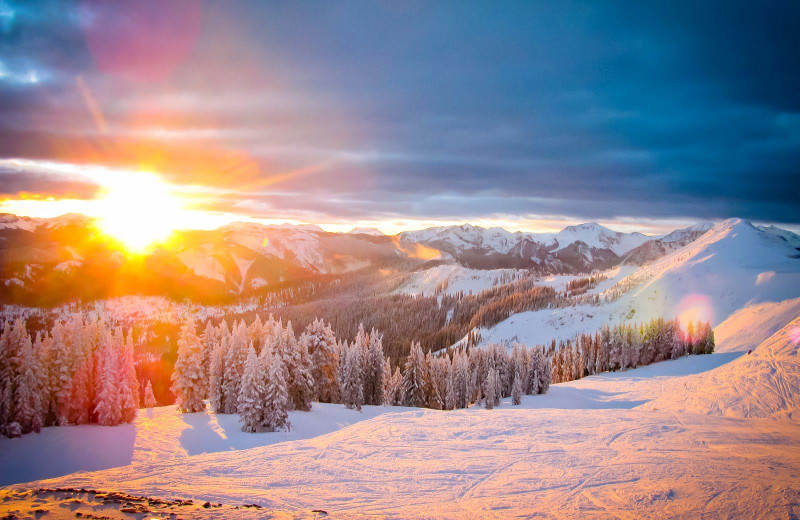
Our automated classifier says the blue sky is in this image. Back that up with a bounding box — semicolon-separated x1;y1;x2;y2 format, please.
0;0;798;233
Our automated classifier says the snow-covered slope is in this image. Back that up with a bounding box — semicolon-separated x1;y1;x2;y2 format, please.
646;316;800;421
544;222;651;255
0;402;414;486
21;406;800;519
618;218;800;326
477;219;800;349
394;265;528;297
759;225;800;249
622;222;713;265
714;297;800;353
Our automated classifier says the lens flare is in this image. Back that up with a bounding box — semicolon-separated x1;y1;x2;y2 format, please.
675;293;714;329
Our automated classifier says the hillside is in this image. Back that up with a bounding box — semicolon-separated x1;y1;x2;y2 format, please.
478;219;800;348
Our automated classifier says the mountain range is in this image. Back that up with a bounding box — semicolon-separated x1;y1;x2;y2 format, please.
1;213;797;306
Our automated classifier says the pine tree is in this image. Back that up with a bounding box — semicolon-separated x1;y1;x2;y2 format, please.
402;342;427;408
171;319;206;413
511;367;523;406
94;342;122;426
262;346;290;432
424;351;443;410
290;334;315;411
444;353;456;410
14;328;44;433
306;319;340;403
117;329;138;423
340;341;364;410
381;357;393;406
484;369;497;409
222;321;248;413
143;380;157;408
238;346;266;433
364;329;385;405
209;332;228;413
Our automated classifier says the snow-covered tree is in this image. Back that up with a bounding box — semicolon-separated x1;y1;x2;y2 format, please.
222;320;249;413
143;380;157;408
208;333;228;413
238;346;266;432
306;319;339;403
290;334;315;411
262;346;290;432
15;328;44;433
364;329;385;405
117;329;139;423
511;367;523;406
402;342;427;408
340;341;364;411
381;357;393;406
484;369;498;409
94;342;121;426
171;319;206;413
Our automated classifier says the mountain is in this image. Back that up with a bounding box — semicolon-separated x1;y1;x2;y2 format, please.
2;213;797;307
758;225;800;249
398;222;653;272
478;218;800;348
349;227;385;236
621;222;713;264
544;222;651;255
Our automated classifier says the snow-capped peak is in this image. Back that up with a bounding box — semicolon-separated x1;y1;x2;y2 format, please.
349;227;385;236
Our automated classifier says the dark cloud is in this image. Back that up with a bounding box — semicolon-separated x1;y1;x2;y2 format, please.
1;0;798;224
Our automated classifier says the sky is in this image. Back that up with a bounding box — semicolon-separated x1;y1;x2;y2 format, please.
0;0;798;235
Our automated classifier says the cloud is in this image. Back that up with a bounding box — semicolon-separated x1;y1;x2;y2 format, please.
0;0;798;227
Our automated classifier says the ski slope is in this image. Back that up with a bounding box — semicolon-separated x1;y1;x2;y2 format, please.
0;402;416;486
16;407;800;519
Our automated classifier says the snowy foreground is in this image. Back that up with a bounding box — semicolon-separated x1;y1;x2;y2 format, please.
3;314;800;519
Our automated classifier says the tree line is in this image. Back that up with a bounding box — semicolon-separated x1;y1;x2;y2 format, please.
0;315;142;437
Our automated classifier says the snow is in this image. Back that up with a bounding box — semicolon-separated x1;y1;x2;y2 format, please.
3;302;800;517
545;222;652;255
714;297;800;353
222;222;328;272
0;402;417;486
177;249;227;283
15;405;800;519
394;265;528;296
349;227;384;236
644;316;800;421
399;222;656;257
478;219;800;349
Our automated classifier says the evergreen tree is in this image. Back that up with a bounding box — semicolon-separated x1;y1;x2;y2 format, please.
15;328;44;433
117;329;139;423
171;319;206;413
222;321;248;413
306;319;340;403
143;380;157;408
94;343;122;426
511;367;523;406
364;329;385;405
484;369;498;409
209;332;228;413
340;341;364;410
381;357;393;406
290;334;315;411
402;342;427;408
238;346;266;433
262;346;290;432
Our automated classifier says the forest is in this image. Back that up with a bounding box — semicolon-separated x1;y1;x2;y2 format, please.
0;309;713;437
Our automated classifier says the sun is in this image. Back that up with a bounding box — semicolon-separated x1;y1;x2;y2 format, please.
94;172;184;253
